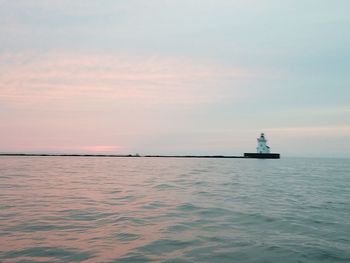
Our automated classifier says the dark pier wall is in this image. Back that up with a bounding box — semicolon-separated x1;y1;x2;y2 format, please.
244;153;280;159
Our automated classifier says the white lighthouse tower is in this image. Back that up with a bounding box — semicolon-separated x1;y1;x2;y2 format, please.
256;133;270;153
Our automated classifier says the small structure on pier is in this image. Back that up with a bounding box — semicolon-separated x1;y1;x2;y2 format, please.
257;133;270;153
244;133;280;159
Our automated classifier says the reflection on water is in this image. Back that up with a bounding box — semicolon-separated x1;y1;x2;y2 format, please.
0;157;349;262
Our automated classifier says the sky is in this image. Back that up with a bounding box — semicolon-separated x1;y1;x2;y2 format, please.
0;0;349;157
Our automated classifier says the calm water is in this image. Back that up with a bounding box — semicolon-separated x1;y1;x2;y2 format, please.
0;157;349;262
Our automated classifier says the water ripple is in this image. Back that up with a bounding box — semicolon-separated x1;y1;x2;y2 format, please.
0;157;349;262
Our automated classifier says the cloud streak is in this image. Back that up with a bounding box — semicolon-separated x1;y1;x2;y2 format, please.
0;51;266;108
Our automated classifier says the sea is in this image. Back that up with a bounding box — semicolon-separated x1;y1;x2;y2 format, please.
0;156;349;262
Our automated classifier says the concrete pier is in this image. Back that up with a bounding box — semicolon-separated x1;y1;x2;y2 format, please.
244;153;280;159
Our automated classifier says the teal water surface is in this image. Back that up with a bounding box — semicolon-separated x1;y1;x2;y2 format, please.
0;157;349;262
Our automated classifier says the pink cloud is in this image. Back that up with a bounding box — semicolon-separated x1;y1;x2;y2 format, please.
0;51;271;108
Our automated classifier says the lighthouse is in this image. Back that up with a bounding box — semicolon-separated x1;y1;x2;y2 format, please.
257;133;270;153
244;133;280;159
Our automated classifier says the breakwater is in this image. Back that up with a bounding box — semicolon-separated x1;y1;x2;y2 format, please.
0;153;279;159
